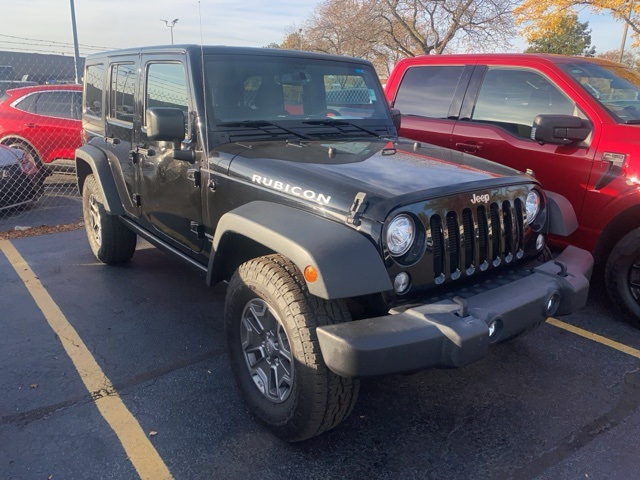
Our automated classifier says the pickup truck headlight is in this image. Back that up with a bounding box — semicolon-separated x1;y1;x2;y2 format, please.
526;190;541;223
386;214;415;256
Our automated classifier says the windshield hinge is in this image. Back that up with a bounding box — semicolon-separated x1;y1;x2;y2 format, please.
347;192;368;227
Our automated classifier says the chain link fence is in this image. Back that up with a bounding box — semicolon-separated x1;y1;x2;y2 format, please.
0;51;83;233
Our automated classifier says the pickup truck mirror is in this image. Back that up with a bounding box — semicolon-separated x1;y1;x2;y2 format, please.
390;108;401;132
531;114;591;146
146;107;186;142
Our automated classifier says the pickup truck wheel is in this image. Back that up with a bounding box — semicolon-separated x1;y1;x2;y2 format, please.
225;254;359;442
82;174;137;264
606;227;640;325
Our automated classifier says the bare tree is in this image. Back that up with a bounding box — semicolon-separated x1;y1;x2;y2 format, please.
282;0;518;75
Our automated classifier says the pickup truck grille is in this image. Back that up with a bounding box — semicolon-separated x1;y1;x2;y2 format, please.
429;199;526;284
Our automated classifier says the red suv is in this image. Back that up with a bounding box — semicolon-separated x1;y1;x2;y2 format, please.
0;84;82;174
385;54;640;322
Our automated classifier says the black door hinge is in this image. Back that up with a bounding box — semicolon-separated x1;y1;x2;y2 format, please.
190;221;205;239
187;169;201;187
132;194;141;207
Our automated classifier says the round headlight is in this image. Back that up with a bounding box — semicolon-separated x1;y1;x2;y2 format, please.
526;190;541;223
386;214;415;257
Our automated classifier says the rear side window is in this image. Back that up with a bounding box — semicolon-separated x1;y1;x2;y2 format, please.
471;67;577;139
393;66;465;119
84;64;104;118
14;93;37;113
110;63;136;124
33;91;77;119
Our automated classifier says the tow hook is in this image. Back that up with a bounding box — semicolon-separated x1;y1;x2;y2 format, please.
554;261;568;277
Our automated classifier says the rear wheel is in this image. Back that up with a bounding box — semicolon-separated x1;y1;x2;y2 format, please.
225;254;359;441
82;174;136;264
606;227;640;326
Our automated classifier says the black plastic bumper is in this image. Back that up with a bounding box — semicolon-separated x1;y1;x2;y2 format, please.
316;246;593;378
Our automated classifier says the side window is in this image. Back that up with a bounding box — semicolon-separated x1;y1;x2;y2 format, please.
110;63;136;124
472;68;577;139
33;91;76;119
84;64;104;118
14;93;37;113
393;66;465;119
146;62;189;134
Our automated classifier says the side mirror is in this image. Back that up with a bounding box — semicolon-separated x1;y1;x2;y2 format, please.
146;107;185;141
390;108;401;133
531;114;591;146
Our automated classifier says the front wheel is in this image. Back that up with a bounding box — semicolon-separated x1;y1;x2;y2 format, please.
82;174;137;264
606;227;640;326
225;254;359;442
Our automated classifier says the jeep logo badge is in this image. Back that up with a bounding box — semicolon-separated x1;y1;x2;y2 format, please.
471;193;490;204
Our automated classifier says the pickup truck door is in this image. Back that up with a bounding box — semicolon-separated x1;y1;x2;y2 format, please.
392;65;473;149
136;57;204;253
452;66;597;219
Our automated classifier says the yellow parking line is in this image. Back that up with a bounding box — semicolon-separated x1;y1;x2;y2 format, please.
547;317;640;360
0;240;173;480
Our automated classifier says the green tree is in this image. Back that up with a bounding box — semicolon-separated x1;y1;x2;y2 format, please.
525;13;596;56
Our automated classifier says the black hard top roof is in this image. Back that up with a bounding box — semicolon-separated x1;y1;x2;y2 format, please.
85;45;371;65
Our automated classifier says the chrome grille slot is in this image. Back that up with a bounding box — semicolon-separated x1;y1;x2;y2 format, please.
477;205;488;268
446;211;460;275
462;208;474;270
430;215;444;278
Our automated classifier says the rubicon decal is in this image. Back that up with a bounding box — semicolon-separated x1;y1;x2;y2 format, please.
252;175;332;205
471;193;490;204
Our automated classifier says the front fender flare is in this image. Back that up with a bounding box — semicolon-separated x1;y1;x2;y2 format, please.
209;201;392;299
75;145;124;215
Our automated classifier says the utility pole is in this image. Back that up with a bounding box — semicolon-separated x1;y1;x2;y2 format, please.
70;0;81;83
619;0;635;64
161;19;179;45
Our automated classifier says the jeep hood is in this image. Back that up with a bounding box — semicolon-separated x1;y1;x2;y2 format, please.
217;138;531;221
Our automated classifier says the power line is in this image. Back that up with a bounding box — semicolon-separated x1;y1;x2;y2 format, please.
0;33;114;51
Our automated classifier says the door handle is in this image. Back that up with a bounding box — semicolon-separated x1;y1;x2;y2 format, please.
455;142;481;154
25;123;38;128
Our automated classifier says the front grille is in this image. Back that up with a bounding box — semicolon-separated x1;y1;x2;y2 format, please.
428;198;526;283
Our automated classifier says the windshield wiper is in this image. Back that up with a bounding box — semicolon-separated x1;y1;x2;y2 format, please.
303;119;381;137
216;120;312;140
625;119;640;125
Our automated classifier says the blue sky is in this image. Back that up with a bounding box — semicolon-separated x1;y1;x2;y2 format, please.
0;0;629;57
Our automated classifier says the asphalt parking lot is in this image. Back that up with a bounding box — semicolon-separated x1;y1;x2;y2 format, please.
1;229;640;480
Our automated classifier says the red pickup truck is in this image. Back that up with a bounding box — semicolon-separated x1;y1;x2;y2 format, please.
385;54;640;323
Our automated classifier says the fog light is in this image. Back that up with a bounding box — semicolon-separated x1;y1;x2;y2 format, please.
488;318;503;343
394;272;411;295
536;234;545;251
545;293;561;316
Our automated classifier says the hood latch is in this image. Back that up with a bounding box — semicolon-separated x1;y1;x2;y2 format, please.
347;192;368;227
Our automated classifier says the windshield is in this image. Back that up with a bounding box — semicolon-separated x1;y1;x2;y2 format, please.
203;54;389;128
560;61;640;123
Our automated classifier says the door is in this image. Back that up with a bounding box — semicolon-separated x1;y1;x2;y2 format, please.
452;66;597;217
393;65;472;149
16;90;82;163
137;58;203;252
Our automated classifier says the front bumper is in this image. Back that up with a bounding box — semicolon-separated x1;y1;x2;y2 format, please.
316;246;593;378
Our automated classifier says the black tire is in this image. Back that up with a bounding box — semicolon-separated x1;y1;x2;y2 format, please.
225;254;359;442
82;174;137;264
605;227;640;326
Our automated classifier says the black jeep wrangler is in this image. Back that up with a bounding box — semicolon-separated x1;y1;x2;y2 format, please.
76;45;592;441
